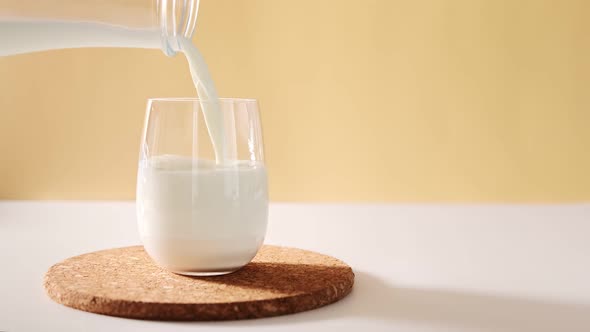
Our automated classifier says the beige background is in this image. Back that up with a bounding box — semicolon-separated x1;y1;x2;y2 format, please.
0;0;589;202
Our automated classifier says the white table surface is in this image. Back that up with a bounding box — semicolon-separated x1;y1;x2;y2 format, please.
1;201;589;332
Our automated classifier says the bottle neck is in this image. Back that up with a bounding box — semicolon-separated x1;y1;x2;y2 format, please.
157;0;200;56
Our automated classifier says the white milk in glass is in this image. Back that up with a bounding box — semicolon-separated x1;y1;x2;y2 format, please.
137;156;268;273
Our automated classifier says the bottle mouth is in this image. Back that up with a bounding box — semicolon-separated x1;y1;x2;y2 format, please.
157;0;200;56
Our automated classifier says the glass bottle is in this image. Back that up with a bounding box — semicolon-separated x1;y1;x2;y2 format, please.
0;0;199;56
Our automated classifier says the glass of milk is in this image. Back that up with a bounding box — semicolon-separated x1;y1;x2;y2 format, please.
136;98;268;276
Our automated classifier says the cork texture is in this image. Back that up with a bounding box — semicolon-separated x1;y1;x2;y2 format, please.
44;245;354;320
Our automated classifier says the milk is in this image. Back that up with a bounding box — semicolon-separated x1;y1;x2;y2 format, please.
136;155;268;275
0;21;160;56
178;37;228;163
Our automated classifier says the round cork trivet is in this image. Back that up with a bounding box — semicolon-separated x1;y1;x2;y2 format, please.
44;245;354;321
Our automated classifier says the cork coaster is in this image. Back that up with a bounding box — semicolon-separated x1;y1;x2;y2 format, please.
44;245;354;321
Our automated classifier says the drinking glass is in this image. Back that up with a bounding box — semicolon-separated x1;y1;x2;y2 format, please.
136;98;268;276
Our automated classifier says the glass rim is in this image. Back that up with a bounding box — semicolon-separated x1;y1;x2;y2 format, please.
148;97;258;103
